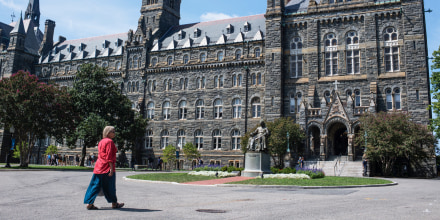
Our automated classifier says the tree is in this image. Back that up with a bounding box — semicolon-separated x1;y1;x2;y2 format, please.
0;71;76;167
183;142;201;167
266;118;306;169
68;64;148;166
45;145;58;156
355;112;436;176
163;145;177;170
430;45;440;140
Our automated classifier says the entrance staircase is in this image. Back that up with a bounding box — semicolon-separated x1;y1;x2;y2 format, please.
303;156;363;177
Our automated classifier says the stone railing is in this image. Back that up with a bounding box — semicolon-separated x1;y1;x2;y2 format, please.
307;108;321;117
354;107;369;116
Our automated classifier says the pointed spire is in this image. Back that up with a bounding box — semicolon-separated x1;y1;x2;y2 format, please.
25;0;40;27
11;12;25;35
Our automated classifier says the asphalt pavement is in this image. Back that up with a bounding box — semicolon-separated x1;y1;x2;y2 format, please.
0;170;439;220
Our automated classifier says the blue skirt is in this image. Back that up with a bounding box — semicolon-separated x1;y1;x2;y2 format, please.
84;173;118;204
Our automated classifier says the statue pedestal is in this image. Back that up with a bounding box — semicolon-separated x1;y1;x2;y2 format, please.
243;152;271;177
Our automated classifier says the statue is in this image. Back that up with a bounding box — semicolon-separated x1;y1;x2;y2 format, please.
247;120;270;152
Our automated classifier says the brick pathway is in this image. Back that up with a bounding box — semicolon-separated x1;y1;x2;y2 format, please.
182;176;255;185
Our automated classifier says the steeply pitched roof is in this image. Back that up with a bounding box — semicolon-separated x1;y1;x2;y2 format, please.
41;33;127;63
154;14;266;52
285;0;318;14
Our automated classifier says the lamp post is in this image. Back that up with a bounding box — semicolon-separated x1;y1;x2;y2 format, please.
364;130;368;153
286;132;290;153
5;126;15;168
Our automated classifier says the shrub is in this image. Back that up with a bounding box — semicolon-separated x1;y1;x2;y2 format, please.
296;168;325;179
271;167;296;174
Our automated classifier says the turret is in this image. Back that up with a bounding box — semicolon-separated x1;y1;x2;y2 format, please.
8;14;26;51
25;0;41;28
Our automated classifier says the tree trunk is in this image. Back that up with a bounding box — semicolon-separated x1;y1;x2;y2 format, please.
80;144;87;167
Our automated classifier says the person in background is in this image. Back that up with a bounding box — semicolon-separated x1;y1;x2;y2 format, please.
83;126;124;210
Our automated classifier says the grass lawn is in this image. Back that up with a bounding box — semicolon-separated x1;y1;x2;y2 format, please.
228;176;393;186
126;173;393;186
127;173;220;183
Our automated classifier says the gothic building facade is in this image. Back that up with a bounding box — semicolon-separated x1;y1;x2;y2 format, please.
0;0;435;175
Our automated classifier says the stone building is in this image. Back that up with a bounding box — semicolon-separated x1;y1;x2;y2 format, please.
0;0;435;175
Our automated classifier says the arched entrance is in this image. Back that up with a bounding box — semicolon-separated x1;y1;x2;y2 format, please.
327;122;348;156
308;126;321;158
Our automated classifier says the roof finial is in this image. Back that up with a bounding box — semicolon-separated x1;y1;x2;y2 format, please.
11;12;15;22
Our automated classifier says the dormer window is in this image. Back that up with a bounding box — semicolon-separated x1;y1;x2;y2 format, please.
67;45;73;53
114;39;122;47
102;40;109;49
79;44;85;52
194;28;201;38
226;24;234;34
177;30;185;40
244;22;251;32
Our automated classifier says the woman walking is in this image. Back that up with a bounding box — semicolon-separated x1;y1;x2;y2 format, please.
84;126;124;210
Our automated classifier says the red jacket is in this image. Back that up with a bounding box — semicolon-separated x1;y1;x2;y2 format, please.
93;138;117;174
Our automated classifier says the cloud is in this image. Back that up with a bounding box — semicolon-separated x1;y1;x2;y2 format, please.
0;0;25;11
200;12;238;22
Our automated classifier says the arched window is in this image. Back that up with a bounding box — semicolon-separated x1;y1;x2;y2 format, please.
394;88;401;110
127;82;132;93
167;56;173;65
212;129;222;150
129;58;133;69
133;56;139;69
164;79;172;91
147;102;155;119
177;130;186;149
235;49;242;60
290;37;303;78
231;130;241;150
102;62;108;68
386;88;401;110
163;101;171;120
183;54;189;64
255;48;261;58
200;53;206;62
196;99;205;119
179;78;184;90
214;99;223;119
257;73;262;85
178;100;187;120
151;57;158;67
346;90;352;102
136;81;140;92
346;31;360;74
290;93;302;113
324;91;331;103
384;27;400;72
115;61;121;70
64;66;70;75
232;98;242;119
355;90;361;107
251;97;261;118
252;74;257;85
325;33;338;76
217;51;224;62
145;130;153;149
161;130;169;149
195;130;203;150
214;75;224;88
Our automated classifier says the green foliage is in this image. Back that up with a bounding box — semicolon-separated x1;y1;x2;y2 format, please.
270;167;296;174
220;166;244;173
296;169;325;179
0;71;76;167
430;46;440;140
194;165;222;172
182;142;200;163
162;145;177;170
45;145;58;156
68;64;147;166
266;117;306;169
355;112;436;176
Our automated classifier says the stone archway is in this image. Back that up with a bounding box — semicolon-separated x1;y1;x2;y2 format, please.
308;126;321;158
327;122;348;156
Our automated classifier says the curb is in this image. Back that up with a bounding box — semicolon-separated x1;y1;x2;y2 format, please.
123;176;398;189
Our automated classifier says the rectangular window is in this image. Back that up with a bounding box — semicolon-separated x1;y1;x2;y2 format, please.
416;90;420;101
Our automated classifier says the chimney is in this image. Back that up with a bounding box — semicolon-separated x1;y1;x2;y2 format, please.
39;19;55;56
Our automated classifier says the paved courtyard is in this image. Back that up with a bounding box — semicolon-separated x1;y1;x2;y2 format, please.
0;170;439;220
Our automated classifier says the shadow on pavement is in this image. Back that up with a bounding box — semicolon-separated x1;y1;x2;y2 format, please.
118;208;162;213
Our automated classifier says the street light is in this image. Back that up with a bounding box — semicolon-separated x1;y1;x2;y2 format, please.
5;126;15;168
364;130;368;153
286;132;290;153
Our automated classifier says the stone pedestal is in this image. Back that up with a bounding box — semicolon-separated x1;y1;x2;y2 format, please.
243;152;271;177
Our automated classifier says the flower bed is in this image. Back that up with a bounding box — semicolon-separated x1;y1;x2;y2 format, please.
261;173;311;179
188;171;237;178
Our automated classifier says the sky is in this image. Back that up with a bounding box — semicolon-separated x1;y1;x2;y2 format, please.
0;0;438;55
